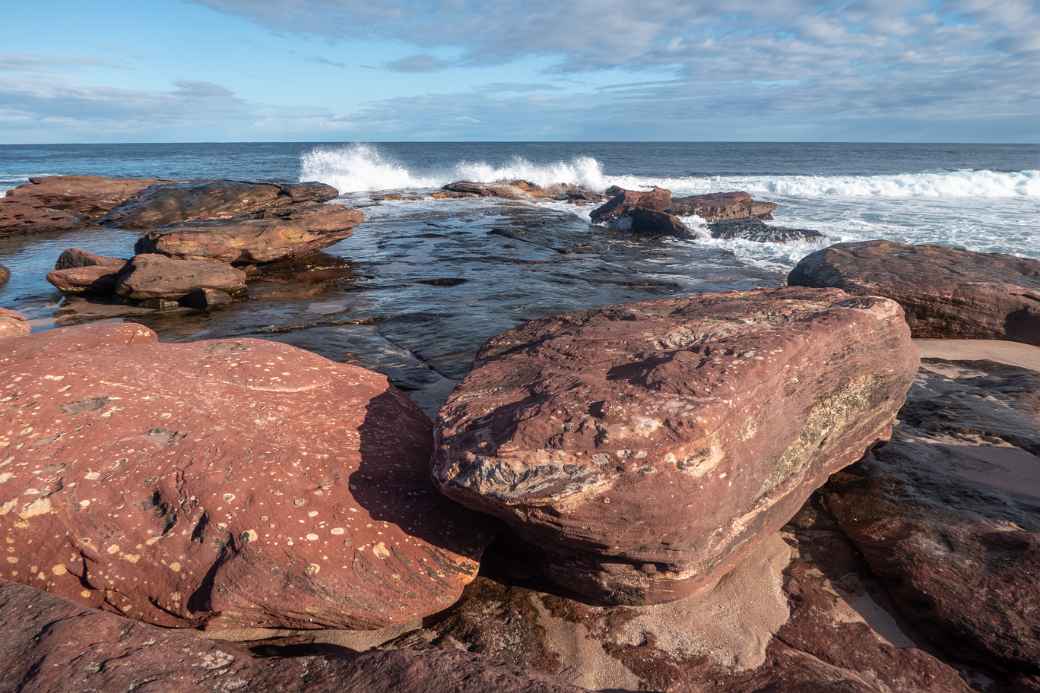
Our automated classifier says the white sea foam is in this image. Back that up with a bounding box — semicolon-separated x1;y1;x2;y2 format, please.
299;144;443;192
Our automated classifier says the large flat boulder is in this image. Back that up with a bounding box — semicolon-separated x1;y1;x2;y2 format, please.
0;581;575;693
433;287;918;603
0;307;30;339
668;191;777;222
590;186;672;224
788;240;1040;345
47;249;129;296
115;253;247;300
0;323;490;630
134;204;364;265
102;180;339;228
0;175;158;235
823;357;1040;675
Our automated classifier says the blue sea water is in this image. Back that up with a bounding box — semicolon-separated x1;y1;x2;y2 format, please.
1;141;1037;411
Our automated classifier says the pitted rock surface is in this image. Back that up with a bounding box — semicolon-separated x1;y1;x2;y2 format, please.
102;180;339;228
134;203;364;265
0;322;489;630
433;287;918;603
824;357;1040;675
788;240;1040;345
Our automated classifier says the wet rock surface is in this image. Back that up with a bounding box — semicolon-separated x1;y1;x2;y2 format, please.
590;186;672;224
668;191;778;222
709;218;826;243
433;287;918;603
823;357;1040;677
115;252;248;300
0;175;160;236
0;322;490;631
102;180;339;228
615;208;691;236
0;580;577;693
788;240;1040;345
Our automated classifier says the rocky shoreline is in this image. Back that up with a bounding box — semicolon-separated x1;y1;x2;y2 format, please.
1;175;1039;692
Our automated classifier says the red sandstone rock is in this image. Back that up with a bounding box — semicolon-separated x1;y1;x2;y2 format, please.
668;191;778;222
0;307;30;339
823;357;1040;675
0;175;158;235
0;264;9;286
54;247;127;270
134;204;364;265
0;581;573;693
590;186;672;224
48;264;126;295
102;180;339;228
0;323;490;630
433;287;918;604
788;240;1040;345
115;253;247;300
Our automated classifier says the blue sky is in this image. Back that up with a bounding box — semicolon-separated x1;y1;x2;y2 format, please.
0;0;1037;143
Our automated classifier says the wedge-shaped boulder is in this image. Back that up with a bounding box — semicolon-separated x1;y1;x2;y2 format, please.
102;179;339;228
433;287;917;604
590;186;672;224
134;204;364;265
48;249;129;295
788;240;1040;345
115;253;247;300
0;175;158;235
0;323;490;630
824;357;1040;675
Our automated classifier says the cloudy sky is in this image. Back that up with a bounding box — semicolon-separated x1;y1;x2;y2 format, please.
1;0;1037;143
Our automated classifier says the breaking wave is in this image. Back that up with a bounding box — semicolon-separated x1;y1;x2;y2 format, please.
301;144;1040;200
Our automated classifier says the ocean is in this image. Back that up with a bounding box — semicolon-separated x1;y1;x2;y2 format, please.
2;141;1037;412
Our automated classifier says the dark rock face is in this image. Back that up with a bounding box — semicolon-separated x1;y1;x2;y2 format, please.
668;191;778;222
115;253;248;300
54;247;127;270
135;204;364;265
433;287;918;604
590;186;672;224
823;357;1040;675
616;208;691;236
0;307;30;338
0;581;576;693
788;240;1040;345
47;264;125;295
0;264;9;286
0;322;490;630
102;180;339;228
0;175;158;235
709;218;825;243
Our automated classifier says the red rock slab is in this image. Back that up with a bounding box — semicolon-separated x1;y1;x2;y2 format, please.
0;175;158;235
54;247;127;270
433;287;918;604
0;323;490;630
590;186;672;224
47;263;126;295
824;357;1040;675
0;581;575;693
668;191;778;222
102;180;340;228
134;204;364;265
115;253;248;300
788;240;1040;345
0;307;30;339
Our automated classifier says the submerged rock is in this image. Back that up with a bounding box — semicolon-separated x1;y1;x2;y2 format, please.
102;180;339;228
135;203;364;265
824;357;1040;676
115;253;248;301
0;264;9;286
668;191;777;222
590;186;672;224
433;287;918;604
0;581;575;693
0;175;159;236
0;307;30;338
789;240;1040;345
709;218;825;243
0;323;490;630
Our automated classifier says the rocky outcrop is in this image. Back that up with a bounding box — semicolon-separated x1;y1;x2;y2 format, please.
54;246;127;270
0;581;575;693
0;175;158;235
0;322;490;630
47;249;128;295
668;191;777;222
102;180;339;228
437;180;545;200
433;287;918;604
0;307;30;338
135;204;364;265
590;186;672;225
788;240;1040;345
613;208;691;236
114;253;247;301
709;218;825;243
823;357;1040;676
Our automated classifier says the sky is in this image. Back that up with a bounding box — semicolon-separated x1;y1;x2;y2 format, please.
0;0;1037;143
